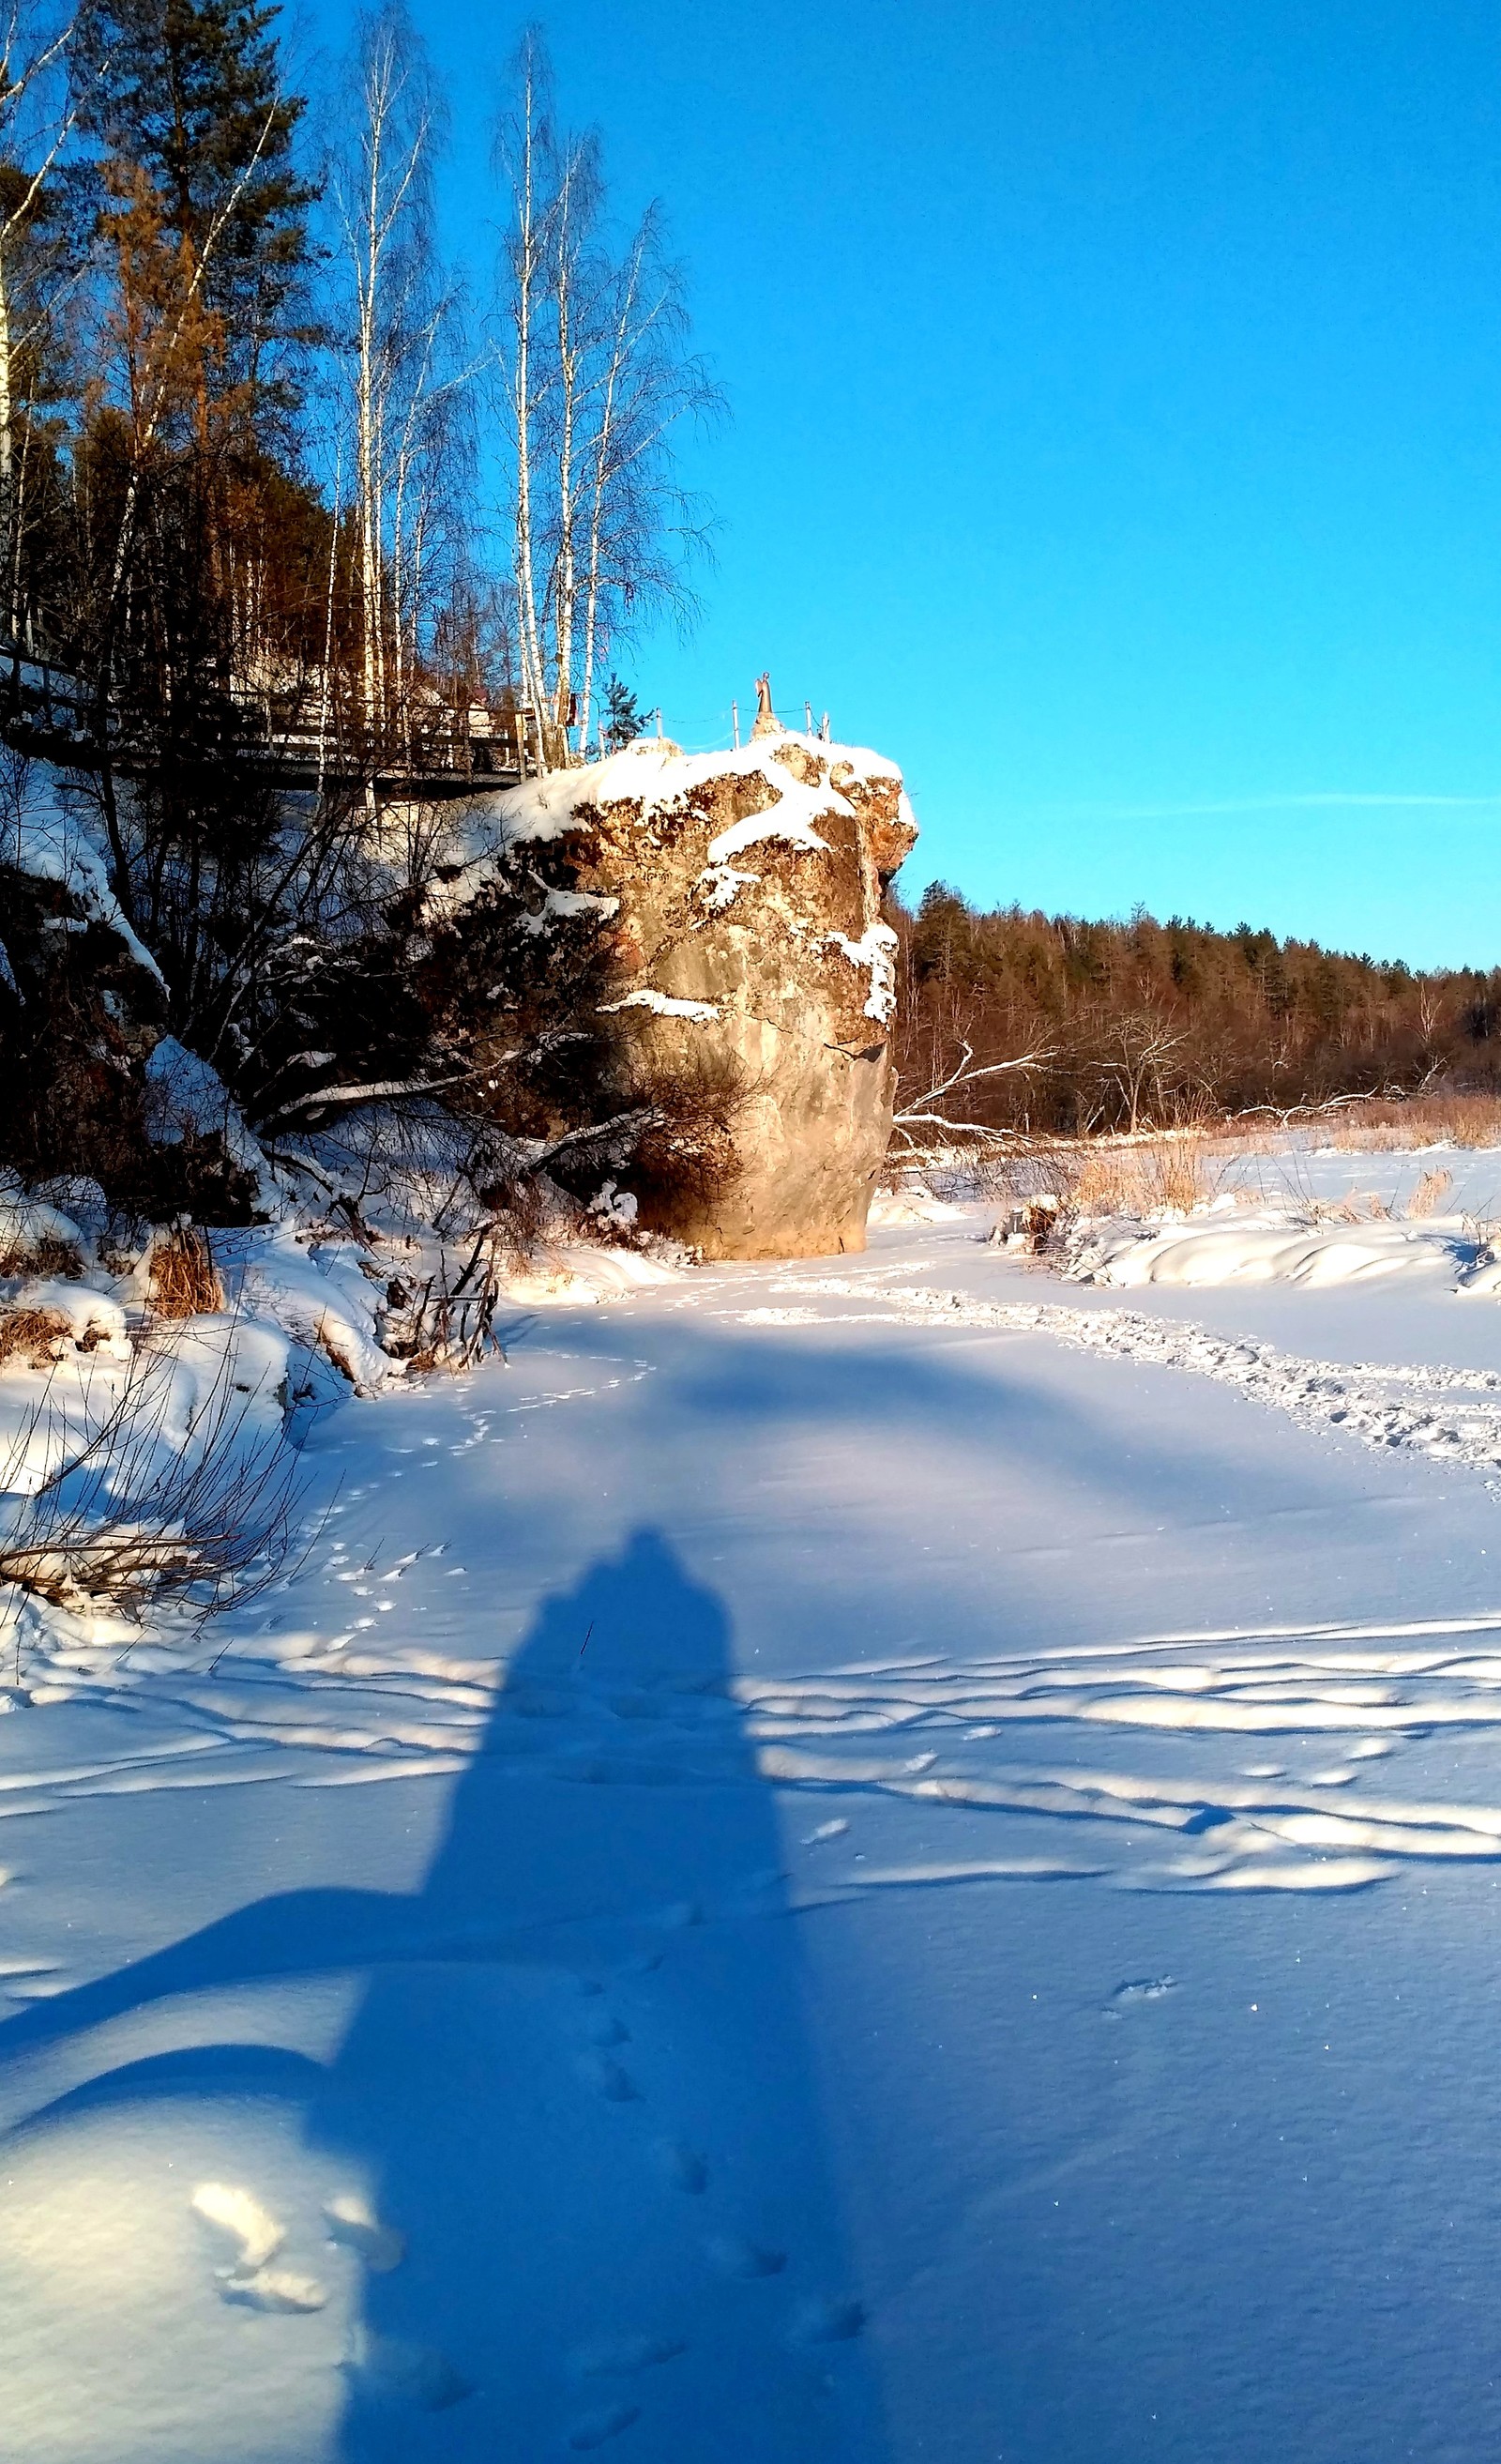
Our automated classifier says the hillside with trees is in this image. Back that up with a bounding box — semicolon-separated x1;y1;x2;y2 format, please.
892;885;1501;1137
0;0;720;1218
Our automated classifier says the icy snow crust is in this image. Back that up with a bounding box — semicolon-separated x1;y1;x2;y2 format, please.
14;1148;1501;2454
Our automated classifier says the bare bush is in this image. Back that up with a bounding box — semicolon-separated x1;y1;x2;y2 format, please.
1407;1168;1455;1218
0;1331;311;1620
1069;1135;1219;1219
0;1234;83;1280
378;1229;505;1374
1317;1093;1501;1152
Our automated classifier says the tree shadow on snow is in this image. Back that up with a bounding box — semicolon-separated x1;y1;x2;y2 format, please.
0;1530;886;2463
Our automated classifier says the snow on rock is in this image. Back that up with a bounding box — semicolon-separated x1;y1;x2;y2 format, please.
3;768;164;986
143;1038;276;1209
0;1177;88;1268
456;730;918;1258
242;1223;398;1395
820;921;900;1025
693;860;759;915
517;884;620;935
599;987;720;1023
0;764;266;1220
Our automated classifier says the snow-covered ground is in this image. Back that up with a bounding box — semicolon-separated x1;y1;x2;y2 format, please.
8;1163;1501;2458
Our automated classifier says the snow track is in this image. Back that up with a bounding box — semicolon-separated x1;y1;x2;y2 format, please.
736;1275;1501;1487
10;1615;1501;1900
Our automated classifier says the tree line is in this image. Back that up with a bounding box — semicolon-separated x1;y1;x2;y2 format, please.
891;884;1501;1137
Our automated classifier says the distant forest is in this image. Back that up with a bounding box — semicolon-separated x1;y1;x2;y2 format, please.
891;883;1501;1136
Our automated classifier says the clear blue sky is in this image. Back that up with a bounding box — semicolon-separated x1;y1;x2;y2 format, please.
299;0;1501;968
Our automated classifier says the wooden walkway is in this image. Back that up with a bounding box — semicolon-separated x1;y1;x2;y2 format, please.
0;653;530;797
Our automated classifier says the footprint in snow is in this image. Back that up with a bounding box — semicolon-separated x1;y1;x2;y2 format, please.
192;2181;282;2271
573;2331;687;2375
656;2138;707;2195
705;2232;786;2279
191;2181;327;2312
791;2294;866;2344
567;2401;641;2450
1105;1975;1178;2015
223;2266;328;2312
580;2012;630;2048
576;2051;639;2101
343;2329;474;2411
324;2190;406;2272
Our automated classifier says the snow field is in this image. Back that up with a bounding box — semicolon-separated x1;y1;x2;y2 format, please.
6;1165;1501;2456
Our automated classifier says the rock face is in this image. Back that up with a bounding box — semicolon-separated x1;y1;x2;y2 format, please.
486;731;918;1258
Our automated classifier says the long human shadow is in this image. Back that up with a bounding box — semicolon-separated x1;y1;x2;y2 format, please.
0;1530;886;2462
314;1526;885;2460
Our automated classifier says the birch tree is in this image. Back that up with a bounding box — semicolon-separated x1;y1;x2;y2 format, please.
493;30;720;772
0;0;83;649
331;3;472;754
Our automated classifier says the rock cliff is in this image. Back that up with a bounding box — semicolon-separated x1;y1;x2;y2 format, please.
479;730;918;1258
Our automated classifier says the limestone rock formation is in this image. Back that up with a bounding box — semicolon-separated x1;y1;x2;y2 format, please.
483;729;918;1258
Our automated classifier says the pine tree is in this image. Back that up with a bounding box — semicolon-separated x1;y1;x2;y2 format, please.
77;0;318;430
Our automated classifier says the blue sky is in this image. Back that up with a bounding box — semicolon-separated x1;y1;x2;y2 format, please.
301;0;1501;968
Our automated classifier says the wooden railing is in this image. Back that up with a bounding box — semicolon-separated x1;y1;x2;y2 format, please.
0;646;531;794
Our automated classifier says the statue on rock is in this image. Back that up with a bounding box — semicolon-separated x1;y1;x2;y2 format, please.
750;671;780;739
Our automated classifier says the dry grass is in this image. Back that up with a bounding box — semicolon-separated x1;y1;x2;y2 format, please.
0;1306;73;1368
0;1233;83;1280
1069;1134;1219;1218
147;1224;224;1319
1406;1167;1454;1218
1293;1092;1501;1152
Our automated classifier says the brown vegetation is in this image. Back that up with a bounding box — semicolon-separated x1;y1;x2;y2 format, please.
0;1232;83;1280
147;1224;224;1318
0;1305;72;1366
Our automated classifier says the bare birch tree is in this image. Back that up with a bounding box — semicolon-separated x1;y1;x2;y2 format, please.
330;4;473;754
0;0;83;649
493;29;720;773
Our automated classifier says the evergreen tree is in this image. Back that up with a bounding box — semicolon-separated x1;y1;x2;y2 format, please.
76;0;317;427
603;674;644;751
